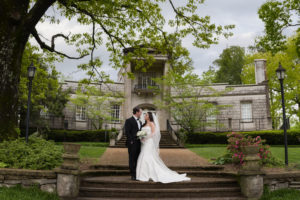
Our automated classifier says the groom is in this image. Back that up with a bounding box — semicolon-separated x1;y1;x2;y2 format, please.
124;107;142;180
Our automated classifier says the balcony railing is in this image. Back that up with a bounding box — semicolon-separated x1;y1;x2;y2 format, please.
168;117;281;132
134;84;160;94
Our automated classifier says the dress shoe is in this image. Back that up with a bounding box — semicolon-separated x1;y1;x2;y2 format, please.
131;176;136;180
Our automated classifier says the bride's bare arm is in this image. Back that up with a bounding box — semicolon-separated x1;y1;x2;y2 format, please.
150;122;155;135
144;123;156;141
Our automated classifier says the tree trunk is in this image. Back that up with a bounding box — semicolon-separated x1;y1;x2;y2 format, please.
0;0;55;141
0;25;29;141
0;0;31;140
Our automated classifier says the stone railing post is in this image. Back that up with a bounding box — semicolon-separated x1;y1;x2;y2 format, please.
239;145;264;200
55;143;81;199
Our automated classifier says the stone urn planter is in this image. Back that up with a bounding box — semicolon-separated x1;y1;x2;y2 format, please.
241;145;260;155
109;131;117;147
239;145;264;200
110;138;116;146
56;143;81;198
61;143;81;170
63;143;81;155
241;145;260;171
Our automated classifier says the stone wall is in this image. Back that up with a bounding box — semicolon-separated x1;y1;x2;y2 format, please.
264;172;300;191
0;168;57;193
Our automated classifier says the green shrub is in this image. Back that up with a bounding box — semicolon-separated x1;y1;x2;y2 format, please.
47;129;112;142
0;162;7;168
186;129;300;145
213;133;284;167
0;137;63;170
212;153;232;165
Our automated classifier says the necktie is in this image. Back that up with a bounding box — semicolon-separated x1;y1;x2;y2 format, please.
137;119;141;129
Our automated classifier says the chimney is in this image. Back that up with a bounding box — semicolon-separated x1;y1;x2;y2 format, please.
254;59;267;84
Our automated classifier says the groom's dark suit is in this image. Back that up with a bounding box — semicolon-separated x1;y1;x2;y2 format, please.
124;116;142;179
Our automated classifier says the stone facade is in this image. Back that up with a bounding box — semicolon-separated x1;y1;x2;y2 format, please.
47;57;272;132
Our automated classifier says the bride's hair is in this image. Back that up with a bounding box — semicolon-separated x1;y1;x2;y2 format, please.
147;112;154;122
143;112;154;127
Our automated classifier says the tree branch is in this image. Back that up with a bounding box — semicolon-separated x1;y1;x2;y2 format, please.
31;28;88;59
59;0;127;49
24;0;56;30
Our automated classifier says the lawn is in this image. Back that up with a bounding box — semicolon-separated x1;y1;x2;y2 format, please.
56;142;108;162
260;188;300;200
186;144;300;165
0;185;60;200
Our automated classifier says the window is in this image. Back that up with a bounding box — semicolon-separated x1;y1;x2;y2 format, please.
206;106;217;122
111;104;120;123
76;105;86;121
40;106;50;119
241;102;252;122
138;72;156;88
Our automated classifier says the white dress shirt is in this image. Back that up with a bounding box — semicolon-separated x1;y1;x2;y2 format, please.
133;115;141;130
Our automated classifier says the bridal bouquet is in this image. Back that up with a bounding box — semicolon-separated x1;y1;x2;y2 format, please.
137;130;147;139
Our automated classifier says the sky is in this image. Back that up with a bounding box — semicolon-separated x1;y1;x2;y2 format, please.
32;0;279;81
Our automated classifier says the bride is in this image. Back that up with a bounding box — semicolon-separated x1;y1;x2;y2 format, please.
136;112;191;183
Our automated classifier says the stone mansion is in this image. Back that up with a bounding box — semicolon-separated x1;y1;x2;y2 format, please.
48;52;272;132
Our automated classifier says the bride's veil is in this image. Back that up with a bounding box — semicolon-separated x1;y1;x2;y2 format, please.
152;113;161;152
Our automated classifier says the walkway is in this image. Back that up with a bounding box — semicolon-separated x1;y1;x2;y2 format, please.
97;147;210;167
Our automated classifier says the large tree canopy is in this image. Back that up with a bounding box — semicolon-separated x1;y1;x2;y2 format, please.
241;33;300;127
0;0;234;140
257;0;300;55
213;46;245;85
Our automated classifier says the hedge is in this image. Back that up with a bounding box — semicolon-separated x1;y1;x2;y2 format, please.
46;129;112;142
186;129;300;145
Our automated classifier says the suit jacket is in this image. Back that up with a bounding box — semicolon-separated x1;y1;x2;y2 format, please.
124;116;142;146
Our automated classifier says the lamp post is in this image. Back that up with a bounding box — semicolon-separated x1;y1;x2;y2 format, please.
276;62;288;166
25;62;36;143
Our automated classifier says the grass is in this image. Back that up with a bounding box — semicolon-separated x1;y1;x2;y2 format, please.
56;142;108;162
186;144;300;165
269;146;300;165
186;144;227;160
0;185;60;200
260;188;300;200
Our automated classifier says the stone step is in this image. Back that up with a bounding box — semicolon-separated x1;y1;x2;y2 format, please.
290;182;300;185
114;130;183;148
115;143;177;146
80;176;238;189
116;140;176;144
80;170;236;178
79;186;242;198
115;142;179;146
88;164;224;171
117;138;175;141
112;145;183;149
289;185;300;189
76;197;247;200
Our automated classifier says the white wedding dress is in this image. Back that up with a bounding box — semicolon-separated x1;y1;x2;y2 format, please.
136;126;191;183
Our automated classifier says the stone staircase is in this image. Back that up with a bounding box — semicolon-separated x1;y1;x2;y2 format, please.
77;165;246;199
113;131;182;148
